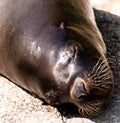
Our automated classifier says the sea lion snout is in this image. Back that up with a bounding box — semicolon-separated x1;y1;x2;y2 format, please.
70;77;88;100
69;57;114;117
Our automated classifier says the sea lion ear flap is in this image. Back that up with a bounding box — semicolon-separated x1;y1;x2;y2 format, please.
59;22;64;29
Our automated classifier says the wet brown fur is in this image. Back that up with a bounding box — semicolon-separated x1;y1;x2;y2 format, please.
0;0;114;117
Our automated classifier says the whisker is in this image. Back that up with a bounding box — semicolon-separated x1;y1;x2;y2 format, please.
90;57;108;77
97;67;109;76
94;60;107;73
90;56;103;74
94;71;112;79
90;59;111;79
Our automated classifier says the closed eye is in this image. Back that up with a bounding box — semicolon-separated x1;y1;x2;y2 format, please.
64;42;78;61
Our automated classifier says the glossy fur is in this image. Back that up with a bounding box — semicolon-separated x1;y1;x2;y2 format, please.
0;0;114;116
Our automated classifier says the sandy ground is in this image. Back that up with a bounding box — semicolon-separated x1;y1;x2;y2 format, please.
0;77;95;123
0;1;120;123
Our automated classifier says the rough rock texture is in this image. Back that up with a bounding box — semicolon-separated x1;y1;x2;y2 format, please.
0;10;120;123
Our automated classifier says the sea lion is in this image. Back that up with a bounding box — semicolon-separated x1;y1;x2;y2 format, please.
0;0;114;116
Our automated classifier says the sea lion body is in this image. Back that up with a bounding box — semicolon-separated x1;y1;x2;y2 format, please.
0;0;114;116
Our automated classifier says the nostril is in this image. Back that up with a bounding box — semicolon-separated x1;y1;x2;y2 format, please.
70;77;88;100
73;82;86;99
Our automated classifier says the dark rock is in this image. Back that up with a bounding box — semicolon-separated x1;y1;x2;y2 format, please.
92;9;120;123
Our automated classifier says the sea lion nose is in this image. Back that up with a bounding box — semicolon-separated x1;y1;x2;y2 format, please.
70;77;87;100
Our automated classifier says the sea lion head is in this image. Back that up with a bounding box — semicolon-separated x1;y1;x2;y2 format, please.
11;19;114;118
40;21;114;117
1;0;114;117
